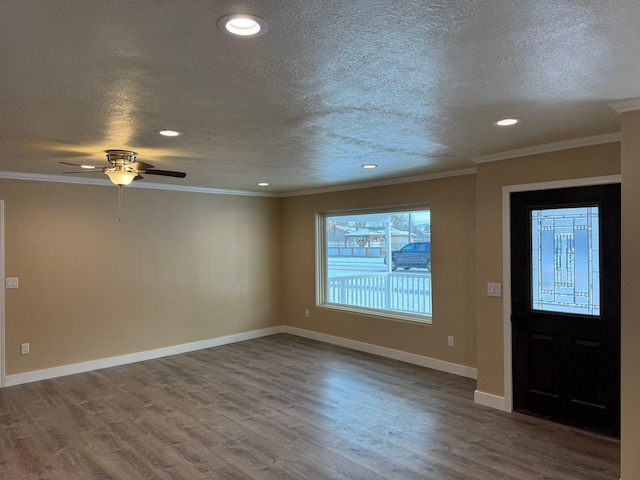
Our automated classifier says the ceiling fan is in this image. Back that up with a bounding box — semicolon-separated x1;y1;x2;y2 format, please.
60;149;186;186
61;149;186;222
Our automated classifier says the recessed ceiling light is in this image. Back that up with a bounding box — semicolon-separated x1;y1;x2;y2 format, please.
218;14;268;37
157;129;182;137
81;165;96;169
258;182;269;186
362;164;378;169
495;118;519;126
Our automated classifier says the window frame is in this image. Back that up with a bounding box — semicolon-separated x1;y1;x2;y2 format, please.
316;205;432;325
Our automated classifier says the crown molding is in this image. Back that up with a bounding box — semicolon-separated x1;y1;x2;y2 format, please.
280;167;478;197
609;97;640;113
0;171;278;197
0;168;479;198
0;171;111;187
471;132;621;164
130;181;279;197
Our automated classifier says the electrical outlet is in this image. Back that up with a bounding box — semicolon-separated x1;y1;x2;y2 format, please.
21;343;29;355
448;336;454;347
305;309;310;318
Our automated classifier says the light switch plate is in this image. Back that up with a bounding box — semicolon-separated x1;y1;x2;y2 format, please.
487;282;502;297
5;277;19;289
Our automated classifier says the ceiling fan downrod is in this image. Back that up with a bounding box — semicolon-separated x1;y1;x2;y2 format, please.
106;149;137;165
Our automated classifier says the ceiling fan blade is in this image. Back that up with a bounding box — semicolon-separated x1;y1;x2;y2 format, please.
128;161;154;170
133;175;144;181
62;170;106;174
143;169;186;178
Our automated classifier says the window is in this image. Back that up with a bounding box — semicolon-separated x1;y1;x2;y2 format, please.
318;207;432;323
531;206;600;315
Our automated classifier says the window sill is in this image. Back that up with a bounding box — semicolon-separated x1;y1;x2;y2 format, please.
318;303;432;325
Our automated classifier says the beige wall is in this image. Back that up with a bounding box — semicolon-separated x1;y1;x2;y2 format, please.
281;174;477;368
620;111;640;479
2;179;281;375
2;139;635;472
280;143;621;384
474;142;621;396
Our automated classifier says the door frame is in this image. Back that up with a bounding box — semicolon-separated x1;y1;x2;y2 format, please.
0;200;5;387
501;175;621;412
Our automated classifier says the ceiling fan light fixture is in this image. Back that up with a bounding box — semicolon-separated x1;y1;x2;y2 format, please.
105;170;137;186
218;14;268;37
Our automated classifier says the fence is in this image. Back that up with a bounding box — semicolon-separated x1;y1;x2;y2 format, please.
326;241;411;258
328;273;432;316
327;247;382;257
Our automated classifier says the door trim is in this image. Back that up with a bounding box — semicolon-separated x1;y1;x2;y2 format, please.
0;200;5;387
500;175;621;412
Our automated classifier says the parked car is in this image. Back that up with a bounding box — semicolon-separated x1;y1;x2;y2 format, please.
384;242;431;271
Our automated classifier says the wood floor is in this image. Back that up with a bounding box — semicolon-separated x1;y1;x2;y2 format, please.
0;334;620;479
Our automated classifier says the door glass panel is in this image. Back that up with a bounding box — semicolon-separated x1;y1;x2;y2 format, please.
531;206;600;315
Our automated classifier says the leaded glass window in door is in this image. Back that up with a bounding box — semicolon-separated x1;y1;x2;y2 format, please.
530;206;600;316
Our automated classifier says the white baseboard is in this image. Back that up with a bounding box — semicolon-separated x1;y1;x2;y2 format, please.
474;389;509;411
5;326;284;387
283;326;478;379
4;325;479;388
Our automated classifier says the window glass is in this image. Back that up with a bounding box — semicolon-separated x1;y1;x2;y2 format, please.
321;208;431;322
531;206;600;316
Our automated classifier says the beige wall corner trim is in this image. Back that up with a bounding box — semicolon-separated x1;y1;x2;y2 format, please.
471;132;621;164
4;326;284;387
0;200;4;388
283;326;477;379
610;97;640;113
0;171;277;198
473;390;508;411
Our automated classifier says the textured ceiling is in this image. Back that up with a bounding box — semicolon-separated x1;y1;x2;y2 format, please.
0;0;638;194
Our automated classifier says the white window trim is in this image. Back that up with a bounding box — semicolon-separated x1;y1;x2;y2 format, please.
316;206;432;325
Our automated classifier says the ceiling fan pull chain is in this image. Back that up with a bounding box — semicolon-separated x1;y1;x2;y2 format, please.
118;185;124;223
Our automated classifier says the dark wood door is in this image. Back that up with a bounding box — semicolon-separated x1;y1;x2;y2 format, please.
510;184;620;437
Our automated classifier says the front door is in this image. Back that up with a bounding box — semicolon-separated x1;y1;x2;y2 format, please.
510;184;620;436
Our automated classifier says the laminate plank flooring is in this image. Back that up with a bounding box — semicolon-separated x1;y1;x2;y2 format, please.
0;334;620;479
